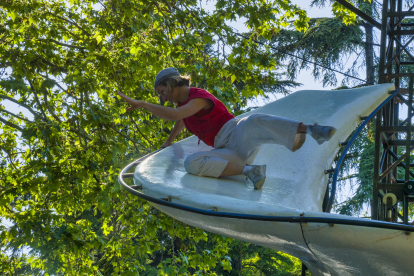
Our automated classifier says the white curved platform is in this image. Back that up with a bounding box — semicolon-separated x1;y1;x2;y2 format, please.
132;84;414;275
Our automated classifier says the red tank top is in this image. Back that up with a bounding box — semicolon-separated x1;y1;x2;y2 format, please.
178;87;235;147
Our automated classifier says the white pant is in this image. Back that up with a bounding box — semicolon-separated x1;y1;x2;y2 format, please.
184;113;304;178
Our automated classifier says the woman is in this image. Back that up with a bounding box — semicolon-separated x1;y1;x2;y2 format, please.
117;68;336;189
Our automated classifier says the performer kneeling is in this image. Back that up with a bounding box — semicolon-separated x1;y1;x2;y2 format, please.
117;68;336;189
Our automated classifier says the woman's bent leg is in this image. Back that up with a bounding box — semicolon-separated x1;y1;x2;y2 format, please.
220;163;244;176
233;113;303;160
184;148;244;178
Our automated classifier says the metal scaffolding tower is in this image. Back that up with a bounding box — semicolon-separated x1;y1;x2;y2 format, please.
373;0;414;224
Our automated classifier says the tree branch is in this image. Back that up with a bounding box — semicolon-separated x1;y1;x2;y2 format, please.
38;74;78;100
0;95;39;119
128;115;157;150
350;40;380;47
329;173;359;183
27;78;48;121
42;89;62;123
38;39;87;50
0;116;23;131
78;91;88;150
68;126;92;142
58;25;83;41
0;187;18;205
108;124;141;153
0;62;12;68
242;263;261;270
40;58;68;73
335;0;381;29
344;152;359;159
47;12;91;37
152;2;174;42
0;108;33;123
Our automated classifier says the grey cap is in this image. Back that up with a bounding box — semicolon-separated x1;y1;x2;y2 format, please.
154;67;180;90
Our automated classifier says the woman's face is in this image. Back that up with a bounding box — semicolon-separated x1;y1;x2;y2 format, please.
156;85;175;103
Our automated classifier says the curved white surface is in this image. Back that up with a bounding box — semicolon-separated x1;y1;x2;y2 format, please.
155;205;413;276
135;84;394;214
133;84;414;275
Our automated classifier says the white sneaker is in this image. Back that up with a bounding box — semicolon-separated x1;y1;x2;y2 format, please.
309;124;336;145
244;165;266;190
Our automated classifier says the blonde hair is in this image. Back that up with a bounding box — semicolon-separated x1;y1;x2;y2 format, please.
159;75;191;94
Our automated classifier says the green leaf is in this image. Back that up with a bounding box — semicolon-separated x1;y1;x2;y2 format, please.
41;79;57;90
131;46;139;55
96;35;102;44
55;225;67;239
9;12;17;21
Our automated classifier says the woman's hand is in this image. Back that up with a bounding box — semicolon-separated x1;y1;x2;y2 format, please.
117;91;144;112
160;140;172;149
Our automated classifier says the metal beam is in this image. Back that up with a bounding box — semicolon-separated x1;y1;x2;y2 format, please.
394;30;414;35
335;0;381;29
379;145;414;181
388;11;414;16
388;139;414;146
379;0;390;83
380;126;414;132
383;35;414;69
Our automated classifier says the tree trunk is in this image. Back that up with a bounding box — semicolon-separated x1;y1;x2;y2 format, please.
364;23;374;84
364;10;375;130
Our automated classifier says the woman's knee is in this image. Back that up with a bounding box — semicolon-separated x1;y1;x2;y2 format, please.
184;153;207;175
245;113;268;125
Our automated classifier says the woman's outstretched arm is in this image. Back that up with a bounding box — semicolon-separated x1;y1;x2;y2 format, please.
117;91;209;121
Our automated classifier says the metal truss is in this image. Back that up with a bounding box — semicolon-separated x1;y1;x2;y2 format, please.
374;0;414;224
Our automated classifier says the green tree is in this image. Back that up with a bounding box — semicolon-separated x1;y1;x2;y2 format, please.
269;1;378;88
0;0;312;274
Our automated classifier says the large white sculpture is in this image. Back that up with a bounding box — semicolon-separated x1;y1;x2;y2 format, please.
124;83;414;275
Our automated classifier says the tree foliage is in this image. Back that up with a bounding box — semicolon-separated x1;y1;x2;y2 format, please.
0;0;313;274
270;16;366;87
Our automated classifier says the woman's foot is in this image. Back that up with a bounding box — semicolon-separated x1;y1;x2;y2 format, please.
243;165;266;189
308;124;336;145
